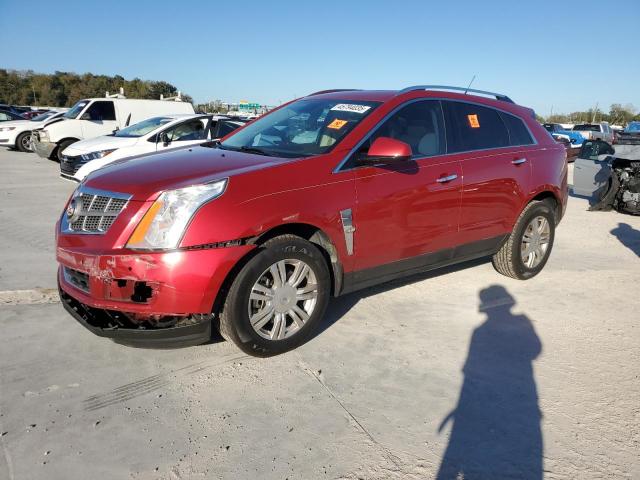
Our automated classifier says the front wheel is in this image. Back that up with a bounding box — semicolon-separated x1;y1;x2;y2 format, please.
15;132;33;152
55;139;77;162
492;201;556;280
218;235;331;356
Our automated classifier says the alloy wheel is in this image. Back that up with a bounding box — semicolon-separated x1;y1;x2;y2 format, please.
248;259;318;340
521;215;551;269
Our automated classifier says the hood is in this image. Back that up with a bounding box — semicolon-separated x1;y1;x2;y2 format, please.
64;135;140;155
84;145;287;200
0;119;32;128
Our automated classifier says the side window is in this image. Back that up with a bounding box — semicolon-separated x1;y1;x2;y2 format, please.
443;101;509;152
499;112;534;146
165;119;207;142
0;112;10;121
356;100;445;159
215;121;239;139
84;101;116;121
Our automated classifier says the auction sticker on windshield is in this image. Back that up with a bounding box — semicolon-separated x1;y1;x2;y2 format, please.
327;119;348;130
330;104;371;114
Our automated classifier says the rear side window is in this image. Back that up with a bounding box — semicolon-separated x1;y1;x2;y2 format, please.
443;101;509;152
500;112;534;146
84;101;116;121
214;121;240;139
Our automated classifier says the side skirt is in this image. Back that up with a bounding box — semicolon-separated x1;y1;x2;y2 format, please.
339;235;508;295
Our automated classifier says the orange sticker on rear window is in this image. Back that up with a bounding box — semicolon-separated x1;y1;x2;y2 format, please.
468;114;480;128
328;119;348;130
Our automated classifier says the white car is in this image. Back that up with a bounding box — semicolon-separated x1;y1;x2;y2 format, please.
0;111;65;152
32;95;195;161
60;114;245;181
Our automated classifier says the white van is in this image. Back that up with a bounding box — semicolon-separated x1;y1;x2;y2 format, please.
32;95;194;161
59;114;245;181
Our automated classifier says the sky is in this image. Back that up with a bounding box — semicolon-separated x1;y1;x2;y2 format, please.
1;0;639;115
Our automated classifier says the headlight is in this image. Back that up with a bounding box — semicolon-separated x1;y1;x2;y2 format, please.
127;179;228;250
80;149;117;161
0;127;16;132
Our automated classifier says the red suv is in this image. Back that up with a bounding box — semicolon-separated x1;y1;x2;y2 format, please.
57;86;568;356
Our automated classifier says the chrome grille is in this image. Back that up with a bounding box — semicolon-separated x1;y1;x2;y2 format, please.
62;186;131;235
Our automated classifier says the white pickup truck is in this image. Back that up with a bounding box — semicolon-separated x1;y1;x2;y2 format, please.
572;122;614;143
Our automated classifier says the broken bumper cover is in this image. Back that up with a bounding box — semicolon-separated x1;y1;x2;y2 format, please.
57;244;255;346
59;283;212;348
33;139;56;158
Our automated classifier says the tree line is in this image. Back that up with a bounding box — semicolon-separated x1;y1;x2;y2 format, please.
541;103;639;125
0;69;193;107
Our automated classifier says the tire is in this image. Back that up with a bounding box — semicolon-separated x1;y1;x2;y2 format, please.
15;132;33;152
218;235;331;356
54;139;77;162
492;201;556;280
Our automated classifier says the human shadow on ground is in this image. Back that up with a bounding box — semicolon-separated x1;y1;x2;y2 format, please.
610;222;640;257
436;285;543;480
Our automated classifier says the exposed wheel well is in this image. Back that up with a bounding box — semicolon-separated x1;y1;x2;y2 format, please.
531;191;561;224
252;223;342;296
211;223;343;321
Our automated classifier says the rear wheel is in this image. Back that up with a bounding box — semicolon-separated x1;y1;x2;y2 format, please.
492;201;555;280
15;132;33;152
54;139;77;162
218;235;330;356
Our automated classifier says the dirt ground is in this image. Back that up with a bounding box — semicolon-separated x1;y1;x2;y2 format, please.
1;150;638;479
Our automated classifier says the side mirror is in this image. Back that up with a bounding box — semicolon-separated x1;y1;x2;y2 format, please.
160;132;170;146
359;137;412;165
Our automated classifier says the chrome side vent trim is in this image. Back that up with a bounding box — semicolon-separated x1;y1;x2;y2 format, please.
340;209;355;256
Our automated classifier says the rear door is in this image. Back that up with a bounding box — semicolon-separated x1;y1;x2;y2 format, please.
349;99;462;271
80;101;118;138
442;101;534;244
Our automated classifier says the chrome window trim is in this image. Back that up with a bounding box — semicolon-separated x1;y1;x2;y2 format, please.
60;185;132;235
333;97;538;174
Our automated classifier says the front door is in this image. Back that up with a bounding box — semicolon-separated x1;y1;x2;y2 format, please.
347;100;462;272
156;117;210;152
80;101;118;139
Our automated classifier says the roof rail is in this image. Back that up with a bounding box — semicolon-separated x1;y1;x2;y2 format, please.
307;89;361;96
397;85;514;103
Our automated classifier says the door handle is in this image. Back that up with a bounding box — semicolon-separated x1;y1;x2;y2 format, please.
436;174;458;183
512;158;527;165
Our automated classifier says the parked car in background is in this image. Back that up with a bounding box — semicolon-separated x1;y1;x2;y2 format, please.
0;109;26;122
56;85;567;356
0;111;65;152
60;114;245;181
543;122;583;160
573;122;614;143
32;96;195;161
21;109;49;119
616;121;640;145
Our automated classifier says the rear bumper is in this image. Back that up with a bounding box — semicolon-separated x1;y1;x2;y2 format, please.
59;284;212;348
33;139;56;158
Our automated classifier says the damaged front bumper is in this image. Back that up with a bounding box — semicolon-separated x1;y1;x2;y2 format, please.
56;243;255;347
33;138;57;159
59;282;212;348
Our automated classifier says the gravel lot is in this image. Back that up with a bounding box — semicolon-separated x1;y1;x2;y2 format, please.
0;148;638;480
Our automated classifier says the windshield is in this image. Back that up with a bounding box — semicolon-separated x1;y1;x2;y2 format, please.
573;124;599;131
220;98;380;158
63;100;89;119
31;111;56;122
114;116;174;137
625;122;640;132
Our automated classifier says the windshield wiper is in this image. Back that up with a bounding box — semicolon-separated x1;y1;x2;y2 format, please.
219;144;275;157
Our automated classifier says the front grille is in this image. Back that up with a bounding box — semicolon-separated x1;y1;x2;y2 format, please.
62;186;131;235
60;155;90;175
